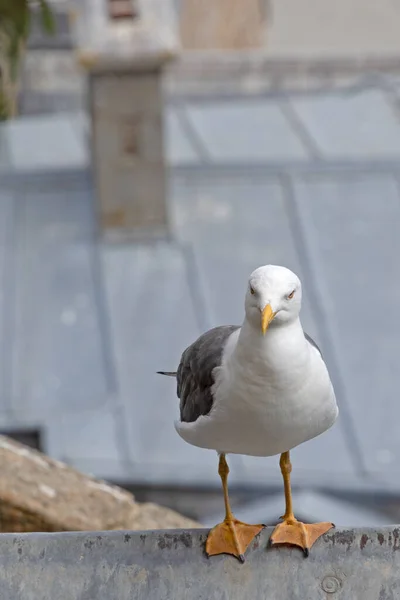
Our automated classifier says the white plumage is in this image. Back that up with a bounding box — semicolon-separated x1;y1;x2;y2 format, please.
175;265;338;457
160;264;339;560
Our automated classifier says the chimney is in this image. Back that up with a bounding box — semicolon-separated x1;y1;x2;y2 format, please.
73;0;179;240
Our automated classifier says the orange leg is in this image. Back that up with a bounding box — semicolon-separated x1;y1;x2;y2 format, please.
270;451;334;556
205;453;265;562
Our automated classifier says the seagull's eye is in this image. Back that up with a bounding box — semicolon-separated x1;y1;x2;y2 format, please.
287;290;295;300
250;285;255;295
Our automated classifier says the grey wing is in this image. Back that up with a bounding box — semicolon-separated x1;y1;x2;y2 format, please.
177;325;240;423
305;332;322;357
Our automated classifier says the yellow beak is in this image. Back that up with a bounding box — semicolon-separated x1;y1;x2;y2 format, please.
261;304;276;334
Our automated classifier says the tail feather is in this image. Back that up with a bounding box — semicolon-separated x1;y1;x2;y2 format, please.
157;371;177;377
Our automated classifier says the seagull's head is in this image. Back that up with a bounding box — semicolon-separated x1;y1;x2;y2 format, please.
245;265;302;333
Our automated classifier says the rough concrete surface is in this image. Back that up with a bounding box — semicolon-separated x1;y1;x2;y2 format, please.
0;527;399;599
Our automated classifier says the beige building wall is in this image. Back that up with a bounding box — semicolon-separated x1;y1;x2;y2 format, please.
265;0;400;56
179;0;400;56
180;0;267;50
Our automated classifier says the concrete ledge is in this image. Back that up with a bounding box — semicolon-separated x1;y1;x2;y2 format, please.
1;527;400;599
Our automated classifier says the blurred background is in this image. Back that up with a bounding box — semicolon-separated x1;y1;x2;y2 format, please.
1;0;400;530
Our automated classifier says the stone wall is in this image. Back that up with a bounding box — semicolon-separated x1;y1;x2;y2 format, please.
0;436;199;533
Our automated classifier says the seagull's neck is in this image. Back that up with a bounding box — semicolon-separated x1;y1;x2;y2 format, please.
233;316;309;374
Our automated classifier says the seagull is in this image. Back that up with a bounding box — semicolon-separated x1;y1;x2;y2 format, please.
158;265;338;562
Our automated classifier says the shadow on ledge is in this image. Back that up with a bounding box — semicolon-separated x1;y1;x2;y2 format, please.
1;527;399;599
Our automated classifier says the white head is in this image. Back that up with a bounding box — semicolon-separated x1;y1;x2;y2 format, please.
244;265;302;333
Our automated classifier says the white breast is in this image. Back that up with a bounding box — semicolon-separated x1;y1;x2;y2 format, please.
175;321;338;457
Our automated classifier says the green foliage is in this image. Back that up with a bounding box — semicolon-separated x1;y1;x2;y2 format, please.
0;0;56;119
38;0;56;35
0;89;10;120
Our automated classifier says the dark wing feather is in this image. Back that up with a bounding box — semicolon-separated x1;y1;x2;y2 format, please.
177;325;239;423
304;332;322;357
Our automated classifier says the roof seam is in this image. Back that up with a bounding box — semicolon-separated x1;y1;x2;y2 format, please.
279;172;367;478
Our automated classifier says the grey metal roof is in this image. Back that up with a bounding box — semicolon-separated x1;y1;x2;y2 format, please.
1;82;400;524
